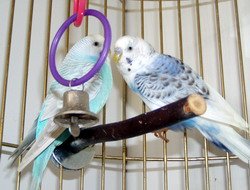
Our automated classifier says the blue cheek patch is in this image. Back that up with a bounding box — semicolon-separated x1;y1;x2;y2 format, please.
126;57;133;65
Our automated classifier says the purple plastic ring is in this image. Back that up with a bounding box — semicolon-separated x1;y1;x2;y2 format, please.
49;9;112;87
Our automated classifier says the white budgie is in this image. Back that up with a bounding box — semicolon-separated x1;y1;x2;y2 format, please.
113;35;250;163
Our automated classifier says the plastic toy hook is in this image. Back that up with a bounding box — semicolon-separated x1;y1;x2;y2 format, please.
73;0;87;27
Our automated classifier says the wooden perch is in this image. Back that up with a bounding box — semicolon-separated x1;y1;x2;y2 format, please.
53;94;206;156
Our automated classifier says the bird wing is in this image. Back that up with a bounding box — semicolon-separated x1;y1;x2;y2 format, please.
89;60;113;114
134;54;249;131
134;54;209;110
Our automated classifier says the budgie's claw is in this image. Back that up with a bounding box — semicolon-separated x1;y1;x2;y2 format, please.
154;129;169;143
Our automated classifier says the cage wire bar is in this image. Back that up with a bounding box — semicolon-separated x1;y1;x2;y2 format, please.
195;1;211;190
16;0;34;189
0;0;249;190
139;1;148;190
59;1;72;189
80;1;91;189
176;1;191;190
101;2;108;190
214;1;233;189
0;0;15;154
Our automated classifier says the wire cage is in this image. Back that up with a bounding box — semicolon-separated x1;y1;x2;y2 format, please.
0;0;249;190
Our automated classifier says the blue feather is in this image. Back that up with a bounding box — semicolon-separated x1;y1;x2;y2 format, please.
29;35;113;190
149;54;184;76
169;117;239;153
30;107;70;190
31;131;70;190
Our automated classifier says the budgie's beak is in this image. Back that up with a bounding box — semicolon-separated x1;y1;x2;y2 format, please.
113;47;122;64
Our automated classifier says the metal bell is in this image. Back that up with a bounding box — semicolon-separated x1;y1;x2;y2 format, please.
54;90;99;137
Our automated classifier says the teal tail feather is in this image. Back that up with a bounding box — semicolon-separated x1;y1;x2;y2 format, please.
30;131;70;190
30;146;55;190
30;175;42;190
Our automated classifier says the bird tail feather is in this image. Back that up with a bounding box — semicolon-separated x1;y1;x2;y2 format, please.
30;146;55;190
9;119;37;165
192;118;250;163
202;84;249;132
30;176;42;190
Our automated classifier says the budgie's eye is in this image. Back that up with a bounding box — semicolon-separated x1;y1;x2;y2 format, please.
128;46;133;51
94;41;100;47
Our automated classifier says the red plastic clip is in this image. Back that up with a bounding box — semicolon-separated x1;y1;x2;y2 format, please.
73;0;87;27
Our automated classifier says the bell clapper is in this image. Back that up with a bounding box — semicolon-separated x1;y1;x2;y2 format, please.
69;116;81;137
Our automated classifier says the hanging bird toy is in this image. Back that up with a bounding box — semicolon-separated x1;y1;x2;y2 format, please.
54;84;99;137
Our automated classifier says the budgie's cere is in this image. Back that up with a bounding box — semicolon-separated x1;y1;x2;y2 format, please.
11;35;113;190
113;35;250;163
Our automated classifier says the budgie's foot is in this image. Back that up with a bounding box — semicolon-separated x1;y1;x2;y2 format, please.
154;129;169;143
